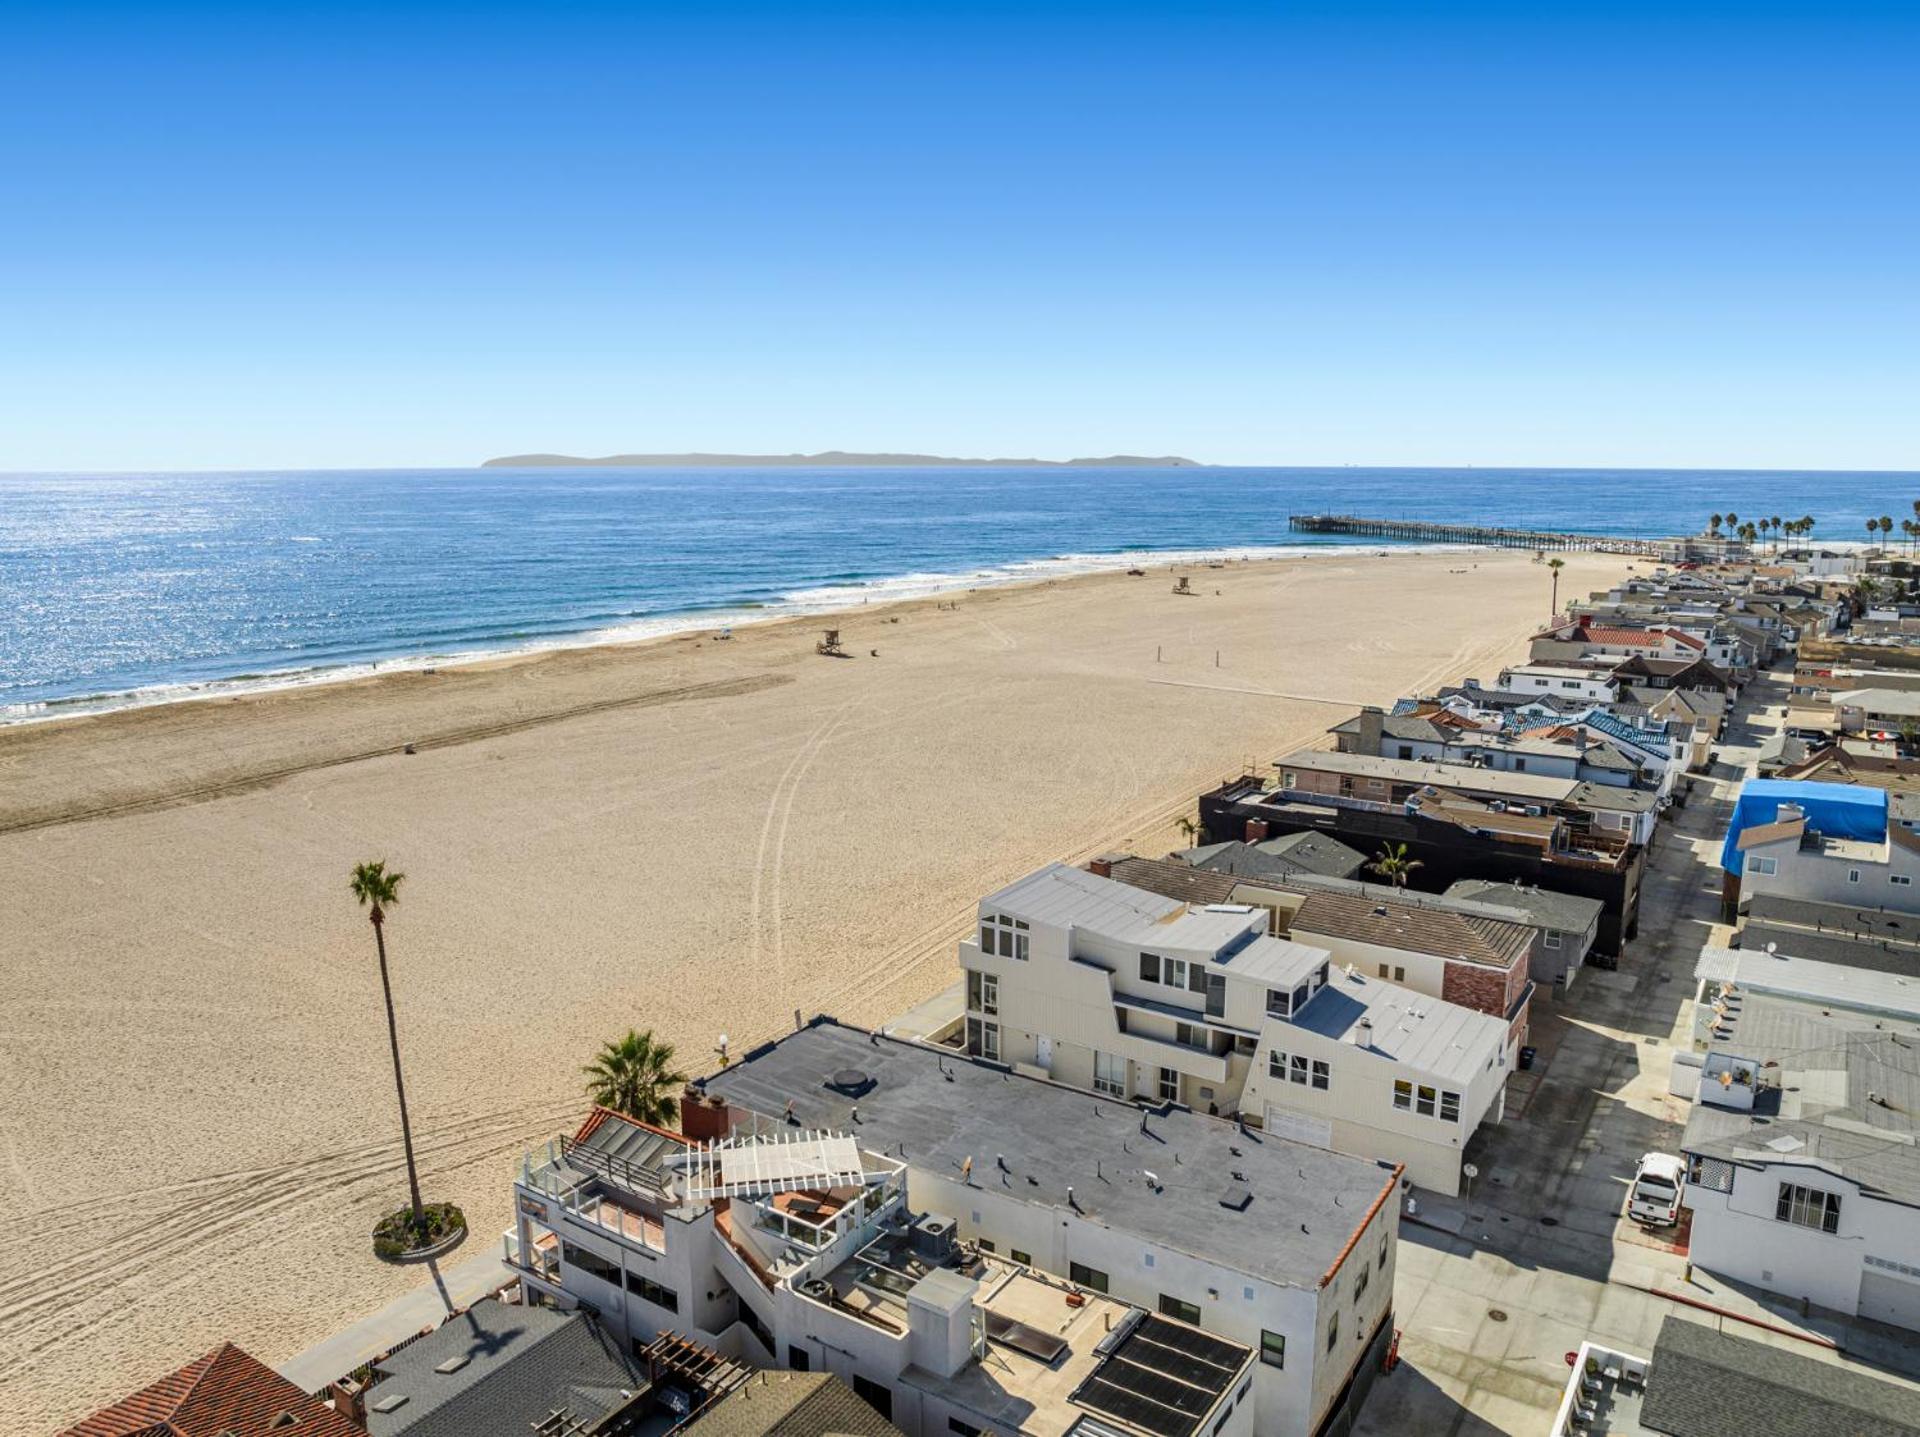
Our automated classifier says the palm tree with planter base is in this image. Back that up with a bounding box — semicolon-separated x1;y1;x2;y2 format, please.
352;860;463;1260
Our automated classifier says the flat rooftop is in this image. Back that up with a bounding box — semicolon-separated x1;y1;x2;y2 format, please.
985;863;1263;953
875;1253;1248;1437
1289;969;1509;1084
700;1021;1397;1291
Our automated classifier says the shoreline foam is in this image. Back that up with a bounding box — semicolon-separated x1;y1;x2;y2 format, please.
2;538;1476;726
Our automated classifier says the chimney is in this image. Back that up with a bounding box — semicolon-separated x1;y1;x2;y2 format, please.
679;1087;732;1143
1357;706;1385;757
1089;852;1122;878
1244;818;1269;843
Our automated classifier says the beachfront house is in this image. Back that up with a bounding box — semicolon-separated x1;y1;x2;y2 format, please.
505;1020;1402;1437
1494;664;1622;705
700;1020;1403;1437
1723;786;1920;915
959;861;1512;1193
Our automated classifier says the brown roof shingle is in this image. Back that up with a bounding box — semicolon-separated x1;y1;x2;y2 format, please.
1288;888;1534;970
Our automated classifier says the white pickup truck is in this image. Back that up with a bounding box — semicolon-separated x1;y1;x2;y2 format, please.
1629;1153;1685;1226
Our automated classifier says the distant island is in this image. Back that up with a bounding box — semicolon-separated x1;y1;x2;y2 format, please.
482;450;1203;469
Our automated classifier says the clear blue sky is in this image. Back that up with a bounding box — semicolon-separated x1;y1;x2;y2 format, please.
3;1;1916;471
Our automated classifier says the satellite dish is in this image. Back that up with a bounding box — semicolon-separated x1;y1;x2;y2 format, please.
1462;1163;1479;1179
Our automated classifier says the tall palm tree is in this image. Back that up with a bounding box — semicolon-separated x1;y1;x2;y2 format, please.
1367;841;1423;889
1724;511;1739;534
1175;815;1201;847
1869;518;1880;547
350;860;425;1232
1800;514;1815;539
1883;516;1897;549
1708;512;1724;535
1769;515;1783;553
585;1029;689;1126
1546;557;1565;617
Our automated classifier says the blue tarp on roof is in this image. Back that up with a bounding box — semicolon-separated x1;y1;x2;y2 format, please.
1720;779;1886;876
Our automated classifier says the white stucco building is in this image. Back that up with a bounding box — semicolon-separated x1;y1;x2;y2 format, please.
959;862;1512;1194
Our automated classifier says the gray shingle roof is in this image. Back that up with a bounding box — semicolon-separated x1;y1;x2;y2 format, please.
1289;888;1534;971
366;1299;645;1437
681;1373;904;1437
700;1020;1397;1291
1443;880;1603;936
1640;1315;1920;1437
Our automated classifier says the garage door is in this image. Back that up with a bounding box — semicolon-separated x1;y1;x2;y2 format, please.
1264;1106;1333;1149
1859;1265;1920;1330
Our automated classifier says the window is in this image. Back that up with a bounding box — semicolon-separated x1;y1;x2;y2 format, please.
1093;1051;1126;1098
1070;1261;1110;1294
1749;856;1778;876
1266;987;1290;1017
1416;1085;1437;1117
789;1345;810;1370
1281;771;1297;789
1326;1312;1340;1351
1268;1050;1287;1079
1011;1249;1032;1266
949;1420;983;1437
624;1270;679;1312
1311;1060;1330;1091
1159;1294;1201;1324
1376;963;1389;978
967;1018;1001;1062
1440;1091;1461;1123
1164;957;1190;989
1849;869;1862;884
562;1243;621;1286
1159;1067;1180;1102
1355;1263;1369;1302
1291;1054;1310;1085
1393;966;1405;983
1393;1080;1412;1111
1543;930;1562;950
1141;953;1161;983
852;1374;893;1421
1176;1022;1200;1048
982;913;1029;960
1895;875;1914;887
1397;745;1414;760
977;1239;996;1253
967;970;999;1016
1292;981;1311;1013
1378;1238;1389;1270
1776;1182;1841;1234
1259;1330;1286;1369
1513;758;1527;772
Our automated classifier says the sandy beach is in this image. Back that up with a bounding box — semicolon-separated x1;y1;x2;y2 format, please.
0;547;1627;1431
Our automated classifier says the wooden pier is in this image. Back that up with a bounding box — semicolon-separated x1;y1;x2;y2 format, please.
1288;514;1662;556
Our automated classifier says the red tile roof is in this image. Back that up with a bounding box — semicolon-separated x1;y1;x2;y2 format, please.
573;1104;693;1146
60;1343;362;1437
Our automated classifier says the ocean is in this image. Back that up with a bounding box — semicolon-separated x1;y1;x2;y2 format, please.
4;465;1916;720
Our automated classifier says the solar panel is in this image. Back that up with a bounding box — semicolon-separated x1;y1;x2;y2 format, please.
1136;1316;1245;1372
1068;1315;1244;1437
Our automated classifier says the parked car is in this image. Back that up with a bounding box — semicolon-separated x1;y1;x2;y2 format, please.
1629;1152;1685;1226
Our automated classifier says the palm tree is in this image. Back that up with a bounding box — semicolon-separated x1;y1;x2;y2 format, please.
1769;515;1783;552
1367;841;1423;889
1883;516;1897;551
1546;557;1565;617
585;1029;688;1126
350;860;425;1233
1708;512;1724;536
1724;511;1739;533
1800;514;1815;539
1175;815;1201;847
1869;518;1880;547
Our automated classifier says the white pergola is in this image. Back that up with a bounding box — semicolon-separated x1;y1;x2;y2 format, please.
677;1130;866;1200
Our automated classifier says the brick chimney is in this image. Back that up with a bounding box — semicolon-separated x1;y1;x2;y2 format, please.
1088;853;1121;878
679;1087;732;1142
1244;818;1269;842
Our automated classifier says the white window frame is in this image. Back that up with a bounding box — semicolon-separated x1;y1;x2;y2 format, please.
1393;1080;1412;1111
1894;875;1914;887
981;913;1029;960
1749;856;1778;876
1093;1051;1126;1098
1542;930;1562;950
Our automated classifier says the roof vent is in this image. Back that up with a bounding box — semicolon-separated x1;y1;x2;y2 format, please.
372;1394;410;1414
1219;1183;1252;1211
1371;905;1389;918
827;1068;873;1097
271;1414;300;1430
434;1355;470;1374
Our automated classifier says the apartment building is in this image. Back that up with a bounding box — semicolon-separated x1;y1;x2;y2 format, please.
959;862;1512;1193
701;1020;1404;1437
